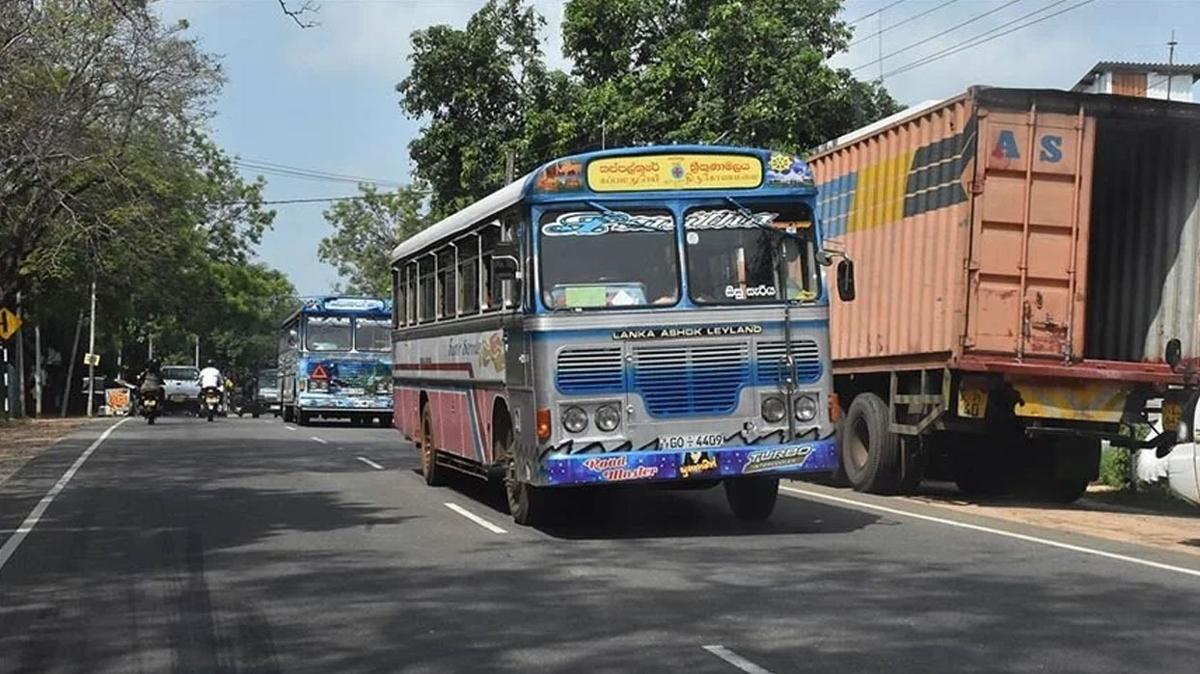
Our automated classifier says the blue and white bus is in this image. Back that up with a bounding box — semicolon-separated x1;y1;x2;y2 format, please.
389;146;856;524
279;296;394;426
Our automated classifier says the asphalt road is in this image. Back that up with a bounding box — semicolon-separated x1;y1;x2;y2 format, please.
2;416;1200;674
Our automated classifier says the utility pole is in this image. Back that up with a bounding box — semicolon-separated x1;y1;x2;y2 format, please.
62;310;83;417
86;279;97;417
504;151;515;184
601;120;607;150
194;335;200;368
1167;30;1178;101
34;324;42;417
148;333;154;361
14;291;25;417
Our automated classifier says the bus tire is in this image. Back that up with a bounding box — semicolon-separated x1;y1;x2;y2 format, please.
420;403;446;486
505;464;547;527
841;393;901;494
724;477;779;521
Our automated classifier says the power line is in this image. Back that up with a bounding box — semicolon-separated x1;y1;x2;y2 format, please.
233;159;406;188
849;0;1024;73
845;0;909;27
879;0;1097;80
849;0;962;48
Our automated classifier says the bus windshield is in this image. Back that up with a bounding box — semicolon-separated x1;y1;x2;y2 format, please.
538;209;679;310
355;318;390;351
306;316;352;351
684;205;820;305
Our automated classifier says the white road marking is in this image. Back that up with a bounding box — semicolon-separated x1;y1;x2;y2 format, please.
310;436;328;445
444;502;508;534
284;425;297;431
702;645;774;674
0;418;130;574
356;456;385;470
780;485;1200;580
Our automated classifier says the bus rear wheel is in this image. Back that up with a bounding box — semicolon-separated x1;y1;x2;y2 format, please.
420;404;446;486
724;477;779;521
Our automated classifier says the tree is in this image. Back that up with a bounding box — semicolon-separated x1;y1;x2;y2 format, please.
0;0;223;306
397;0;901;210
319;185;433;297
397;0;576;216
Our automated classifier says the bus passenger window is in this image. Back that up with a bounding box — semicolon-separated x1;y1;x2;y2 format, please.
392;266;403;328
458;236;479;315
405;264;417;326
418;256;435;323
481;226;500;312
437;248;456;319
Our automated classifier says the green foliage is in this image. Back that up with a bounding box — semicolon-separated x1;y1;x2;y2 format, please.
319;184;433;297
398;0;902;211
1099;447;1131;488
1;0;296;391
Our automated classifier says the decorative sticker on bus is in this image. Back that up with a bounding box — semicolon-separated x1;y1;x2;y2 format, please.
586;154;763;192
541;211;673;236
741;445;814;474
610;324;763;340
765;153;814;186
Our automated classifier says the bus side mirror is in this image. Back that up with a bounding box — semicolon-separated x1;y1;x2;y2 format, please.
493;241;521;281
836;258;856;302
287;329;298;347
1166;338;1182;371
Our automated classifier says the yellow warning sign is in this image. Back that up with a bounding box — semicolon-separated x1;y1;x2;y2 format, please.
0;307;21;341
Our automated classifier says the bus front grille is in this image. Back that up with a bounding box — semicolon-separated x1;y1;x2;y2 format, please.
556;347;624;395
755;341;822;385
633;344;749;418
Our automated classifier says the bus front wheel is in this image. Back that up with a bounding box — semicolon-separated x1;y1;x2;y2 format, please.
724;477;779;521
505;462;547;527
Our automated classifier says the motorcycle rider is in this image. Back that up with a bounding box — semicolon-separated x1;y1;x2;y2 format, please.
137;359;165;409
198;360;224;409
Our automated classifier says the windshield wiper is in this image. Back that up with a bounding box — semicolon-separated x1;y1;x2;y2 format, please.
723;196;800;240
584;201;671;233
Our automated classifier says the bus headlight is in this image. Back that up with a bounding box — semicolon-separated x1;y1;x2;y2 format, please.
795;395;818;422
562;406;588;433
595;405;621;432
761;396;786;423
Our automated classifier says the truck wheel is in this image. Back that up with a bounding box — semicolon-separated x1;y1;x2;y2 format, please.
724;477;779;521
1024;437;1098;503
283;406;294;423
297;411;310;426
420;404;446;486
841;393;901;494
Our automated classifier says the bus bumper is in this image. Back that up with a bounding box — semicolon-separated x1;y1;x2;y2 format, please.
542;438;838;487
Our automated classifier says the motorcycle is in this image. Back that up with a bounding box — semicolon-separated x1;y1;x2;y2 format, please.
201;386;223;422
140;389;163;425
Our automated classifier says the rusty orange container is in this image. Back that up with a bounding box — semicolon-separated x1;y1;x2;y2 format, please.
812;87;1200;383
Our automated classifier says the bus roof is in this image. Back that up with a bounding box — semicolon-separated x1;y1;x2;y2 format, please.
388;144;814;264
280;296;392;327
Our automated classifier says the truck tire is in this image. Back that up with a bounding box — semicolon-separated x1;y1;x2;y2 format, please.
1022;437;1099;503
841;393;902;494
724;477;779;521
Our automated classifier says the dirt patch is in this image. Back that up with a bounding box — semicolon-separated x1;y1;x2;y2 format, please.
0;418;90;486
903;481;1200;559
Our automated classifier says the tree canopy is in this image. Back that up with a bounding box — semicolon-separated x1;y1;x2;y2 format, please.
319;185;433;298
1;1;297;409
397;0;901;214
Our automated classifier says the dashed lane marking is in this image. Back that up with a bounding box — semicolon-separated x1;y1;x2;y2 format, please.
444;502;508;534
702;645;774;674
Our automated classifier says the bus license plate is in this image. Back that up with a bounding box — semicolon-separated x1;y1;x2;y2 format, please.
958;388;988;419
660;433;724;450
1163;401;1183;433
169;394;187;403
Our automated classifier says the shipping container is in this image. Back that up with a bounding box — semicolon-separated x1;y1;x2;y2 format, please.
809;87;1200;501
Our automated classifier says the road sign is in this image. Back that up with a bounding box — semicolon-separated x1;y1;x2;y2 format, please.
83;353;100;367
0;307;21;341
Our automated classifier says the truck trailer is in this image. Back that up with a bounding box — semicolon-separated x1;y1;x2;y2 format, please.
810;87;1200;502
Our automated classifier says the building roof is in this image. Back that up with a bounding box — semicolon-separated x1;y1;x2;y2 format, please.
1074;61;1200;90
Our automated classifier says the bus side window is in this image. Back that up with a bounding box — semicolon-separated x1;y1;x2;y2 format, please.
418;255;435;324
405;263;417;326
480;225;500;313
458;233;480;315
437;247;456;319
392;265;402;329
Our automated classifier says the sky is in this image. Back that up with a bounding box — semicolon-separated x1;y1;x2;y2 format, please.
155;0;1200;296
